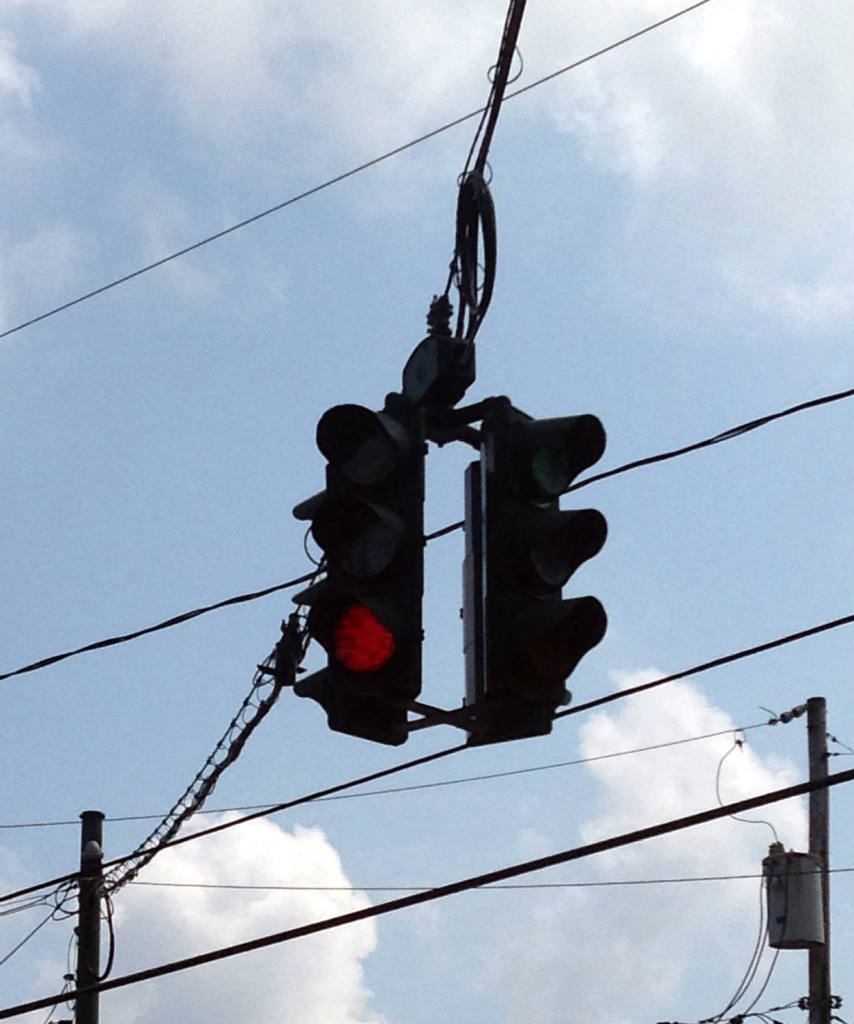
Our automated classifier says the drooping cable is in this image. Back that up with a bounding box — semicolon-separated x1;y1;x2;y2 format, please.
715;737;780;843
702;877;768;1022
739;946;782;1019
99;893;115;981
101;615;305;897
0;742;466;908
2;768;851;1021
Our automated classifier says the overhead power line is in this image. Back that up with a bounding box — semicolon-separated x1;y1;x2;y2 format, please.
2;768;851;1020
427;384;854;540
1;613;850;910
568;387;854;493
555;613;854;720
130;866;854;894
0;572;313;684
0;719;774;830
0;0;714;342
0;743;467;907
0;911;54;970
3;385;850;687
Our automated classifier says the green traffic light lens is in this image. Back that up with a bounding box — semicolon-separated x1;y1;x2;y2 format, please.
334;604;396;673
522;415;606;500
530;443;571;499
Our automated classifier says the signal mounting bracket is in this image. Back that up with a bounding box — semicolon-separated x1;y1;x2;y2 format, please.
405;700;475;733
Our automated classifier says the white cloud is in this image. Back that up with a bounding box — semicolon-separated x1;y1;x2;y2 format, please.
31;0;498;170
520;0;854;321
0;32;37;105
0;223;88;333
495;674;807;1024
0;31;44;162
88;814;387;1024
4;0;851;321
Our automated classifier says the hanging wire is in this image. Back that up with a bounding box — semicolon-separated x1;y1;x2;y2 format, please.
100;616;306;897
0;893;51;917
102;654;282;893
827;730;854;757
0;910;55;969
700;877;768;1022
715;737;780;843
99;892;116;981
739;945;782;1019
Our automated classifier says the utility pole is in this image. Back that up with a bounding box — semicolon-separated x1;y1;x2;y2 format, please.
807;697;831;1024
75;810;104;1024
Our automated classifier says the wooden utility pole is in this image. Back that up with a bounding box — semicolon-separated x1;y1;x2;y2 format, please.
807;697;831;1024
75;810;104;1024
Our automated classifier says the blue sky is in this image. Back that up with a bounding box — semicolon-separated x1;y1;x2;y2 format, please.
1;1;852;1022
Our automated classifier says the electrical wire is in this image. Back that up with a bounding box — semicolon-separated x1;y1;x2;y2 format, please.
447;0;525;342
3;612;852;909
0;720;773;830
702;877;767;1021
740;946;781;1019
0;743;468;908
2;767;851;1021
0;0;715;343
0;572;314;684
460;0;526;179
0;910;54;970
0;893;51;916
2;386;849;689
35;968;74;1024
555;614;854;719
129;865;854;894
568;387;854;494
827;729;854;756
715;738;779;843
101;618;305;897
425;385;854;541
99;893;115;981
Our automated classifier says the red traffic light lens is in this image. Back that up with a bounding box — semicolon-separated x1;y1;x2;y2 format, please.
333;604;395;673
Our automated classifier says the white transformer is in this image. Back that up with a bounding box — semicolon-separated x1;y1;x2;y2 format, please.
763;844;825;949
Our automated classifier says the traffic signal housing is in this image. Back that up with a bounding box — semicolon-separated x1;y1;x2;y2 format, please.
465;398;607;744
292;393;425;745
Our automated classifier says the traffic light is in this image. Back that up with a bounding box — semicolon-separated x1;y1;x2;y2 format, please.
465;398;607;744
292;392;425;745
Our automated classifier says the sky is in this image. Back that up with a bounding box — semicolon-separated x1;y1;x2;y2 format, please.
1;1;852;1022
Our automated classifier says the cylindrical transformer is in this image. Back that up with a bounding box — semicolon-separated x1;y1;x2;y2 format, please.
763;846;824;949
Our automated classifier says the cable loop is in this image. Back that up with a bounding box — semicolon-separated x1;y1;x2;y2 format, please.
454;170;497;342
488;45;524;86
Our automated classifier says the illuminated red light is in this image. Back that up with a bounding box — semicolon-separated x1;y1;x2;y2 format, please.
333;604;395;672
